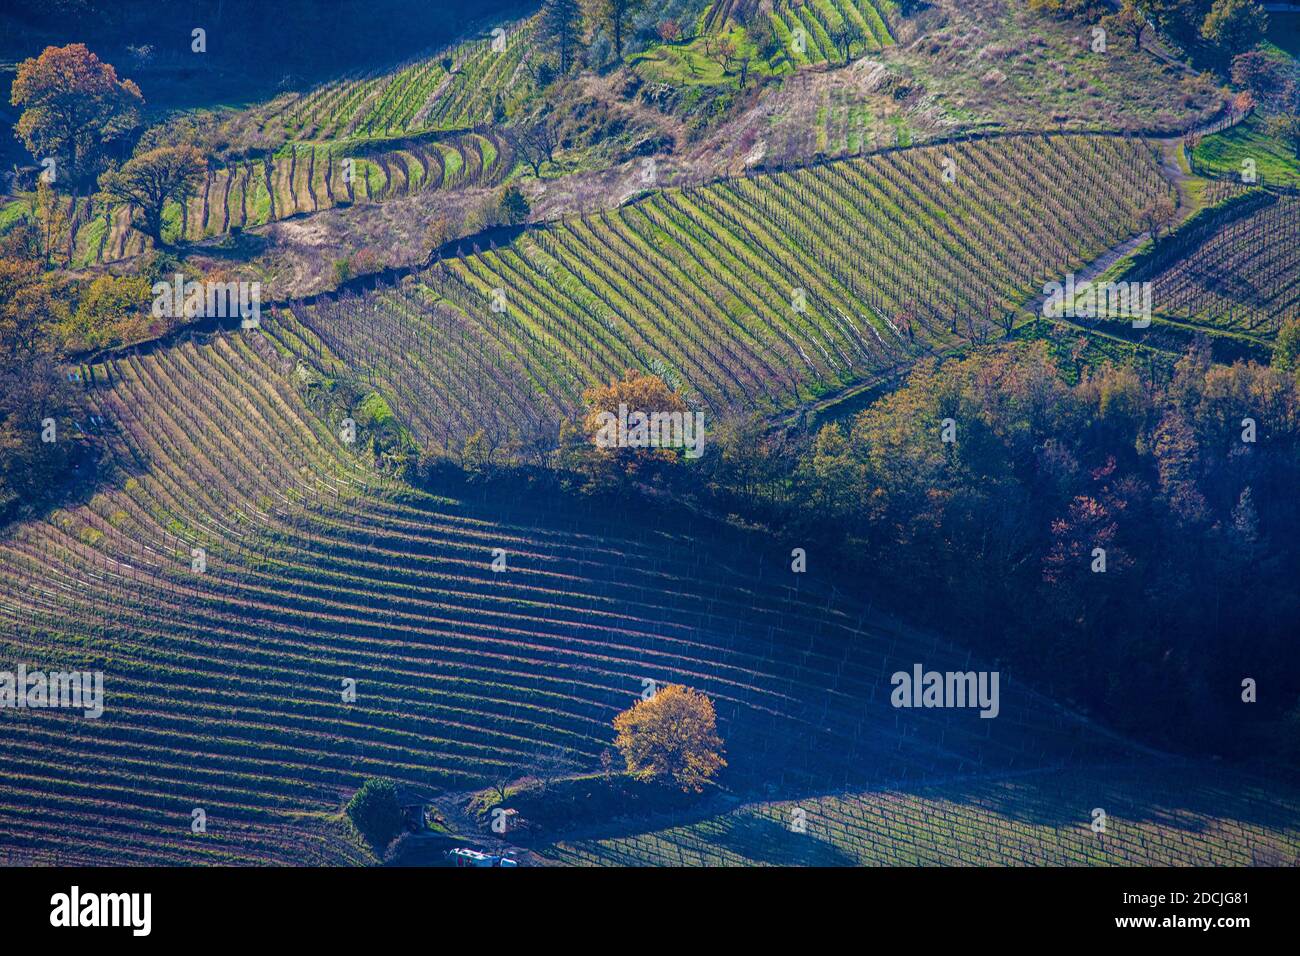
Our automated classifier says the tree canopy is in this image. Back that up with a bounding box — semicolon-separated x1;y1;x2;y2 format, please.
98;145;206;245
613;684;727;793
10;44;143;183
0;229;78;524
345;778;404;849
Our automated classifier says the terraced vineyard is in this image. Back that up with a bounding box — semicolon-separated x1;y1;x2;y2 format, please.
51;1;905;265
65;131;512;264
540;766;1300;866
297;134;1171;451
768;0;895;65
50;13;536;265
260;16;537;141
7;0;1297;881
0;319;1142;865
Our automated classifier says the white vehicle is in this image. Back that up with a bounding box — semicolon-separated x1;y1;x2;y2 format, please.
446;847;518;868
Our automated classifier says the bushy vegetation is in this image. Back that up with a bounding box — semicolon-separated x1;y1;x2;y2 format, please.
709;342;1300;756
345;778;404;849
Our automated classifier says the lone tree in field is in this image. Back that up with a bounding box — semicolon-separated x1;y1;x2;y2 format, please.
98;145;206;246
10;44;143;183
1137;195;1177;245
704;35;738;74
345;778;404;849
507;112;560;177
613;684;726;793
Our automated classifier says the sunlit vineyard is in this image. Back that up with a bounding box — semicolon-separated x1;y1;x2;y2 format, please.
65;132;512;264
767;0;894;65
297;134;1171;451
0;318;1141;864
540;766;1300;866
255;15;537;141
1129;193;1299;339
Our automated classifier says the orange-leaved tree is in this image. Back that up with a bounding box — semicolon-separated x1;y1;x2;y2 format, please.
11;44;143;183
612;684;726;793
581;368;692;477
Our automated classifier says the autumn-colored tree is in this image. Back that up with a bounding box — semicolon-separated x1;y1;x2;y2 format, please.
61;273;152;351
98;145;206;246
612;684;726;792
582;368;692;477
1042;490;1127;584
583;368;686;429
10;44;143;182
1101;1;1148;50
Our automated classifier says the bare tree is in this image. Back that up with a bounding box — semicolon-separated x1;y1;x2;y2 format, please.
507;112;560;177
489;764;522;801
1138;196;1177;244
705;35;738;74
531;747;580;789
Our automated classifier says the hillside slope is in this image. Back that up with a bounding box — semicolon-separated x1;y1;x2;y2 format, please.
298;133;1172;450
1;320;1143;865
